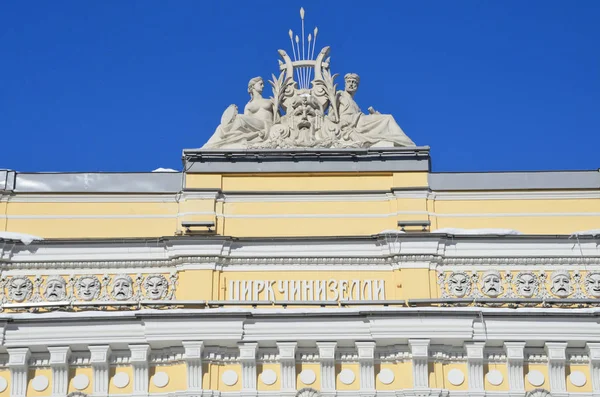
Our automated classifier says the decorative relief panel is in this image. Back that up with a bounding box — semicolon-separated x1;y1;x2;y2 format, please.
0;272;178;309
438;270;600;303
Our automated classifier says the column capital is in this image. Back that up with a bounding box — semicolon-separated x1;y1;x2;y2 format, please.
504;342;526;360
276;342;297;360
465;342;485;360
317;341;337;360
587;343;600;362
239;342;258;361
89;345;111;364
409;339;430;358
48;346;71;366
355;341;376;360
545;342;568;362
7;348;30;368
129;344;151;364
183;341;204;360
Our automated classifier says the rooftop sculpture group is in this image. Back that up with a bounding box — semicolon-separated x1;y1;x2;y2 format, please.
203;9;415;149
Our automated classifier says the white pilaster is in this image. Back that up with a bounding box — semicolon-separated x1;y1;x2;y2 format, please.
317;341;337;396
504;342;526;394
277;342;297;395
466;342;485;394
48;346;71;397
7;348;30;397
239;342;258;396
356;341;376;395
409;339;430;389
129;344;150;396
545;342;567;395
183;341;204;392
89;345;111;397
587;343;600;394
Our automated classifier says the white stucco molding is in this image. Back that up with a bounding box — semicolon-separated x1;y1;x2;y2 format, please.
465;342;485;395
129;344;151;396
239;342;258;396
356;341;376;395
409;339;430;389
7;347;30;397
317;341;337;397
546;342;568;396
183;341;204;391
48;346;71;397
586;343;600;394
504;341;526;394
89;345;111;396
277;341;297;395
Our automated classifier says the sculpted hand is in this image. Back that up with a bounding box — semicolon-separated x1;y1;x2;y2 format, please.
367;106;380;115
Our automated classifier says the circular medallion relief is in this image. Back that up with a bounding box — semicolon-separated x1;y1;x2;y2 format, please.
32;375;49;391
260;369;277;385
113;372;130;388
153;371;170;388
570;371;587;387
299;369;316;385
222;370;238;386
0;376;7;393
486;370;504;386
447;369;465;386
339;369;355;385
72;374;90;390
527;370;545;387
377;368;395;385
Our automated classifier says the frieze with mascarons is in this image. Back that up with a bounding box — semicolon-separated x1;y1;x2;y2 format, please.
202;9;415;150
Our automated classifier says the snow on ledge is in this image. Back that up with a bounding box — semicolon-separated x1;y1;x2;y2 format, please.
570;229;600;238
378;229;406;234
431;228;522;236
152;168;178;172
0;232;44;245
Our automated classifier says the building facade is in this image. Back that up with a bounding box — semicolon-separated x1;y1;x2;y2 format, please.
1;9;599;397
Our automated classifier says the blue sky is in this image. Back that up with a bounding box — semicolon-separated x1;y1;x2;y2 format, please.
1;1;598;172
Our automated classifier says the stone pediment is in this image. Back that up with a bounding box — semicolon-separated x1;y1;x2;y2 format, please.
203;8;415;150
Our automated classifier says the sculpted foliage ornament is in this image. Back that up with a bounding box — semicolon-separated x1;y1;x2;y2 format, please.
203;9;415;150
296;388;320;397
525;389;552;397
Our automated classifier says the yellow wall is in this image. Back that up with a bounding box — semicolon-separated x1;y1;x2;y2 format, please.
67;367;93;395
257;364;281;391
149;364;187;393
567;365;592;392
296;363;320;389
376;362;412;390
484;363;509;391
335;363;360;390
0;370;10;397
524;364;549;391
26;369;52;397
108;366;133;395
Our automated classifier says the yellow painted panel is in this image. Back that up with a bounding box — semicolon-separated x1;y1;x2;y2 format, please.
442;363;468;390
296;363;320;389
567;365;592;392
484;363;509;391
376;362;412;390
430;362;443;388
0;370;10;397
6;218;177;238
257;364;280;391
218;364;242;391
185;174;223;189
149;364;187;393
26;369;52;397
400;269;431;299
525;364;549;391
203;363;213;390
176;270;217;300
222;174;393;192
396;198;429;211
336;363;360;390
108;367;133;395
8;202;178;216
433;215;600;235
68;367;93;394
392;172;429;188
224;200;392;216
433;198;600;214
223;217;397;237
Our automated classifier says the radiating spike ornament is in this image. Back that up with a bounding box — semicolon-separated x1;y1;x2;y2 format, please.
285;7;323;90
